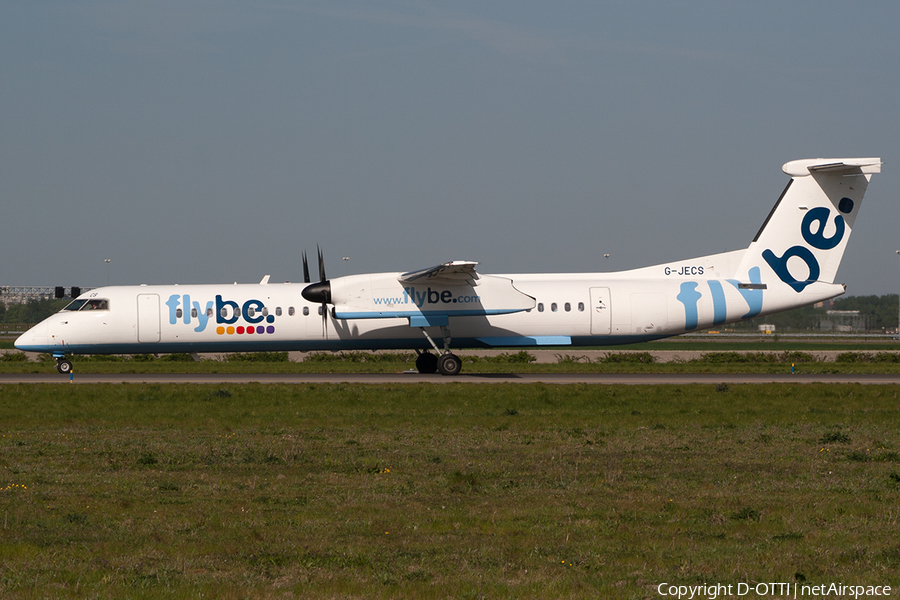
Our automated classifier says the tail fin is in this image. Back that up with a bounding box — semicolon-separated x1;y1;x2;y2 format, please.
736;158;881;301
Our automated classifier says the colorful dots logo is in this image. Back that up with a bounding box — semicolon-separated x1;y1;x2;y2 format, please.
216;322;276;335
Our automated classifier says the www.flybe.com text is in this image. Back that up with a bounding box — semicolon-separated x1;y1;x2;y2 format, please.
374;287;481;308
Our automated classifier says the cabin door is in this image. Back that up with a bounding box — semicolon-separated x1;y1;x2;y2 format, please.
589;287;611;335
137;294;161;343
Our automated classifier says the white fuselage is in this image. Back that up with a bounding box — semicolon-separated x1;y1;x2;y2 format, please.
14;259;843;356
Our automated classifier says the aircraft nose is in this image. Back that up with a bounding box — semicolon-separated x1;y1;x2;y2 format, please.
14;322;49;352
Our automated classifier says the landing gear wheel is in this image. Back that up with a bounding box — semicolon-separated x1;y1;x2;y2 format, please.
56;359;73;375
415;352;438;374
437;353;462;376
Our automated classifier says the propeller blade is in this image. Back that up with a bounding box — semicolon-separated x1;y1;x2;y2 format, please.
317;245;326;282
302;250;310;284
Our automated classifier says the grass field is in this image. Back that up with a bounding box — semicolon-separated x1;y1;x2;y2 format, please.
5;348;900;375
1;383;899;598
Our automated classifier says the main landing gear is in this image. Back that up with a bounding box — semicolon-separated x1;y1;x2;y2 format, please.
415;325;463;376
415;351;438;374
437;352;462;376
415;351;462;376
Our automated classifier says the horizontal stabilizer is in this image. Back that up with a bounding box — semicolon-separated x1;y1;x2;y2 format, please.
782;158;882;176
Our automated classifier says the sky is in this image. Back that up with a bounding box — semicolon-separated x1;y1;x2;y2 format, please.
2;1;899;296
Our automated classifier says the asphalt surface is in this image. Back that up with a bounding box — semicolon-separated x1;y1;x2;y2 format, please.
2;373;900;384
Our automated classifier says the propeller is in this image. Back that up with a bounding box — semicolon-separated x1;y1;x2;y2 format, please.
301;245;331;337
302;250;310;284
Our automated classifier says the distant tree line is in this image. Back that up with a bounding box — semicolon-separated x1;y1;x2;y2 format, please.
0;298;70;327
733;294;900;333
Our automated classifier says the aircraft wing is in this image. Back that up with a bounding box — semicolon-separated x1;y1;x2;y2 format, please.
331;263;535;321
399;261;480;286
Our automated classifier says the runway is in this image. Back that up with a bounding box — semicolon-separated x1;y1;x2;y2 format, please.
2;372;900;384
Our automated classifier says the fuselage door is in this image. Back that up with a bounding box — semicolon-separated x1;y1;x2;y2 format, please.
137;294;161;343
589;287;611;335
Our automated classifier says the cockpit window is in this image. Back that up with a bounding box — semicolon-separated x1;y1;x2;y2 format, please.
63;299;109;311
63;299;88;311
82;299;109;310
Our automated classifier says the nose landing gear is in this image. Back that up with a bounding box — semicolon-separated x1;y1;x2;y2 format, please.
55;356;73;374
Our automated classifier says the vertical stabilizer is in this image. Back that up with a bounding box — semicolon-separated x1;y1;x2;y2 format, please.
737;158;880;299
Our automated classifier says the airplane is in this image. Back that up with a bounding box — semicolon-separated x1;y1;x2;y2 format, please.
15;157;882;376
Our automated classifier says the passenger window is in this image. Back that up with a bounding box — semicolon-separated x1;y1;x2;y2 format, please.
247;307;256;318
578;302;585;312
262;307;269;317
551;303;558;312
176;308;183;319
564;302;571;312
234;307;241;318
276;307;282;317
537;303;544;313
191;308;198;318
220;307;228;318
302;307;308;316
207;308;213;317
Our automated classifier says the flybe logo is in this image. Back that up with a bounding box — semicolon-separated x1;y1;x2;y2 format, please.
762;200;851;293
165;294;276;335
